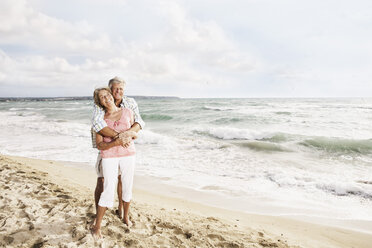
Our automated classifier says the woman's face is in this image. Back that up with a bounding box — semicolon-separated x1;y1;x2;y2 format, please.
98;90;114;108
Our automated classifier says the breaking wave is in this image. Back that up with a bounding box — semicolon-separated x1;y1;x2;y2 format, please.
300;137;372;155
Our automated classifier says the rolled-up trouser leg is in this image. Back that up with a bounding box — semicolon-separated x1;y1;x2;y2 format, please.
98;157;119;208
119;156;136;202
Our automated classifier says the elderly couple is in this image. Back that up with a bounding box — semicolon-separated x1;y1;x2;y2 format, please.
90;77;145;238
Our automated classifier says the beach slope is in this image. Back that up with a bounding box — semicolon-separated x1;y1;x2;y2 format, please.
0;155;371;247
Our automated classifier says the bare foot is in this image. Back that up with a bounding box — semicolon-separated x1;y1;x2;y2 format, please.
89;218;97;229
115;209;123;219
90;225;102;240
123;218;132;228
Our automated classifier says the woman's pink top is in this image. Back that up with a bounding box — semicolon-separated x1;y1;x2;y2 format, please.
100;108;136;158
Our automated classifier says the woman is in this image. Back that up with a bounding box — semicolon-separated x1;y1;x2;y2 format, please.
91;87;137;238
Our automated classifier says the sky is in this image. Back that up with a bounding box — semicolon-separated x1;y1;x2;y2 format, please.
0;0;371;98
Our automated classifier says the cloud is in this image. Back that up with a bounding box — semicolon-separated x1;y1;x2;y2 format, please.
0;0;261;97
0;0;371;97
0;0;114;57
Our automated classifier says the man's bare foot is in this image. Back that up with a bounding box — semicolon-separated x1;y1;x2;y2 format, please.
115;209;123;219
90;225;102;240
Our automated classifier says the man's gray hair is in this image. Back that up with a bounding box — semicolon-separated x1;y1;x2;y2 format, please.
108;76;126;88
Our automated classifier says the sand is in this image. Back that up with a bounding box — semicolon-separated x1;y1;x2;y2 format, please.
0;154;371;248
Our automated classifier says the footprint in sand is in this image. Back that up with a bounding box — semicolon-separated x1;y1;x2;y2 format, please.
217;240;243;248
71;225;87;240
57;194;72;199
207;233;226;241
3;236;14;245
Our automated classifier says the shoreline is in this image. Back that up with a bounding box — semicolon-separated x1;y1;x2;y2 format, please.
134;173;372;234
1;154;372;247
22;154;372;234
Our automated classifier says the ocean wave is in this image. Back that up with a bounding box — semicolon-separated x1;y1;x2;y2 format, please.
300;137;372;155
10;107;36;111
194;127;275;140
236;141;291;152
0;111;89;138
212;117;244;124
187;140;230;150
136;130;177;147
316;182;372;200
28;121;89;138
274;111;291;115
0;111;45;120
16;112;41;117
142;114;173;121
202;105;235;111
260;133;289;143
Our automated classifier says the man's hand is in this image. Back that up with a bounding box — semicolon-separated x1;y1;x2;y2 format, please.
118;136;131;148
118;131;138;148
119;131;138;140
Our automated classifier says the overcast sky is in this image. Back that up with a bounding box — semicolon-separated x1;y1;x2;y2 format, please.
0;0;371;97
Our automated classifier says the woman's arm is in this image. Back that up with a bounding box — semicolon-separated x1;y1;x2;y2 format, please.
96;132;123;150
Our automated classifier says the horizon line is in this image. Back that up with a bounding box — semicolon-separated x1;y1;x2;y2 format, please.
0;95;371;100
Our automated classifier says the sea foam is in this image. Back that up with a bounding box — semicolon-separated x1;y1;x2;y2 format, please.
194;126;275;140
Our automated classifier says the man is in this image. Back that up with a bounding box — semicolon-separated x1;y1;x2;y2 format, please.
91;76;145;220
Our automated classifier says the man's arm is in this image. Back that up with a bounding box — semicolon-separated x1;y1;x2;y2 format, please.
118;98;143;142
125;97;145;130
128;123;141;133
96;132;127;150
98;127;119;138
92;104;107;133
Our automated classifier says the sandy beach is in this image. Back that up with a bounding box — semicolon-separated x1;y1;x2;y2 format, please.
2;0;372;246
0;154;371;248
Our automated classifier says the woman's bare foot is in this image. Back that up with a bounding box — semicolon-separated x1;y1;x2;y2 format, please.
90;224;102;240
89;218;97;229
123;217;132;228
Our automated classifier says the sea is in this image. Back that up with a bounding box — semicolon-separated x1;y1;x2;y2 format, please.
1;97;371;228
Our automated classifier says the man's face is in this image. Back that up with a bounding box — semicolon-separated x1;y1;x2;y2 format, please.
111;83;124;101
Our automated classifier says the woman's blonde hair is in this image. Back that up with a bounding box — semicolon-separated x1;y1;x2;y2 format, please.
93;87;112;110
